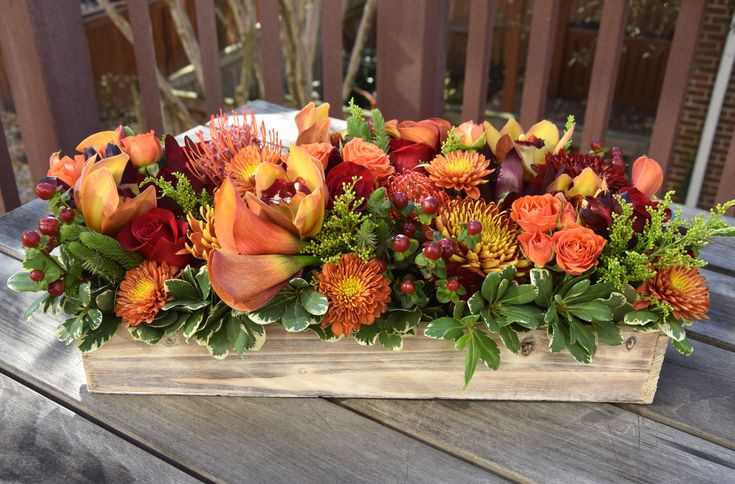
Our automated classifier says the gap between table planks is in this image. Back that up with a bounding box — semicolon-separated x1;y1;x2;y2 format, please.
1;199;734;480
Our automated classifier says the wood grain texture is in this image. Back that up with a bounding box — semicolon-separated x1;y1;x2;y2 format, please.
0;255;502;483
84;326;667;402
0;373;197;484
127;0;164;133
460;0;497;122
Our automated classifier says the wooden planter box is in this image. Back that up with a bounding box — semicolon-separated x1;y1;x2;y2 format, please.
83;326;669;403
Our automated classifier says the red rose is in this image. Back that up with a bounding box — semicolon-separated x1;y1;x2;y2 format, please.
389;138;437;173
117;208;192;267
326;162;377;207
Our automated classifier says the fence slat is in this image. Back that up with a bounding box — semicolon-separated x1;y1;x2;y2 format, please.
0;0;99;182
461;0;497;122
501;0;523;113
715;131;735;207
520;0;560;128
256;0;285;104
195;0;223;115
648;0;705;178
376;0;449;120
127;0;164;133
580;0;629;148
321;0;345;117
0;116;20;213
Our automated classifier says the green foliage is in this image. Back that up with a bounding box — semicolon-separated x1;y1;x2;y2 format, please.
300;182;378;262
440;129;463;155
66;241;125;283
354;309;421;350
79;231;143;270
54;281;121;353
345;98;371;141
247;277;328;334
371;108;390;152
142;171;211;214
563;114;575;150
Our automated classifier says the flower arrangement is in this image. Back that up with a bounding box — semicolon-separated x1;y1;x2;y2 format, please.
9;101;735;386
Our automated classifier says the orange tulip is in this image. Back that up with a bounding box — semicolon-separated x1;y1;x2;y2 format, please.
632;156;663;198
73;153;157;234
208;178;318;311
121;130;163;167
295;102;331;145
48;151;85;187
394;118;451;150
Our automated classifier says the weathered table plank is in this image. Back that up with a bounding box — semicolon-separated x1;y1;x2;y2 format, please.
0;254;504;483
0;373;198;484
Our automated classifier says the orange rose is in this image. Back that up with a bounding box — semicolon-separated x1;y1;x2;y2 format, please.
557;193;578;228
518;231;554;267
511;194;563;233
48;152;86;187
342;138;394;180
121;131;162;167
552;225;606;275
300;142;334;169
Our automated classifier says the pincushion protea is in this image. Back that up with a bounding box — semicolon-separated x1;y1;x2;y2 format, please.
638;266;710;321
115;261;179;327
186;205;219;260
316;253;391;336
435;198;527;275
426;151;492;199
386;170;447;206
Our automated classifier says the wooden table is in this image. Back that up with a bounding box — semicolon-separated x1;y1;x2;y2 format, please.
1;101;734;483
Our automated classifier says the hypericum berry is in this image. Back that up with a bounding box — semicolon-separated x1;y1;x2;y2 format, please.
467;220;482;235
38;216;60;236
46;236;59;251
439;238;455;258
402;221;417;237
47;279;65;296
590;142;602;152
392;234;410;253
59;207;75;223
446;279;461;292
391;192;408;210
35;182;56;200
421;196;439;215
30;270;44;282
21;230;41;248
400;280;416;294
423;242;442;260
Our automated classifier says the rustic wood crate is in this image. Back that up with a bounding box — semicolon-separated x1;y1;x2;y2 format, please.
83;326;668;403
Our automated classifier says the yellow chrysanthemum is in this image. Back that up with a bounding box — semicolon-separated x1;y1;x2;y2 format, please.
186;205;219;260
316;254;391;336
426;150;493;199
435;198;528;275
115;261;178;327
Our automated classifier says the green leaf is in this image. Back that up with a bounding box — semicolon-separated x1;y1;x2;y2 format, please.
86;308;104;330
248;289;296;325
530;268;553;306
56;316;84;344
467;292;486;314
546;309;567;353
566;300;613;322
474;330;500;370
570;282;613;303
165;279;200;301
496;279;510;301
480;308;500;332
300;288;329;316
425;317;464;340
195;266;211;299
162;299;210;312
453;300;467;319
380;309;421;333
22;294;47;320
569;318;596;355
672;338;694;356
367;187;391;217
464;334;480;386
7;272;43;292
480;272;502;302
62;296;83;315
182;310;206;340
564;279;590;301
78;282;92;306
623;310;659;326
207;319;231;359
378;332;403;350
353;323;381;345
95;289;115;313
659;319;686;342
281;303;314;332
592;321;623;345
498;326;520;353
567;342;592;364
289;277;310;290
497;304;544;329
78;315;120;352
371;108;390;152
149;310;180;328
129;325;165;345
498;283;538;305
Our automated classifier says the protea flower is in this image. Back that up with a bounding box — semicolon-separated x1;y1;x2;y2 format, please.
426;151;493;199
386;170;445;205
435;198;528;275
115;260;179;326
224;145;266;196
637;266;710;321
185;205;219;260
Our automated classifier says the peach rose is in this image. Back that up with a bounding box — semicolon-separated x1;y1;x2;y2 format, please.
511;194;563;233
518;231;554;267
48;152;85;187
121;130;162;167
557;193;578;228
300;142;334;169
552;225;606;275
342;138;394;180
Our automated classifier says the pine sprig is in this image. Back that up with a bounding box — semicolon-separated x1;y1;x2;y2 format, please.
142;172;211;214
346;98;371;141
66;241;125;283
371;108;390;152
79;231;143;270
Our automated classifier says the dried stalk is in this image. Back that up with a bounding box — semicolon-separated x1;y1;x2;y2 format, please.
164;0;205;92
279;0;308;105
228;0;261;104
343;0;376;100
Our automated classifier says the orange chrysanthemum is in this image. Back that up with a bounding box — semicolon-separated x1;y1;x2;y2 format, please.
426;150;493;199
638;266;710;321
316;254;391;336
185;205;219;260
386;170;447;206
115;261;179;327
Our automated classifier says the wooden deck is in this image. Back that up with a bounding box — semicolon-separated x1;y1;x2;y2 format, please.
1;102;734;483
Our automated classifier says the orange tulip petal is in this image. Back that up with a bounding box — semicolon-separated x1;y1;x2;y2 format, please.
100;185;157;235
632;156;663;198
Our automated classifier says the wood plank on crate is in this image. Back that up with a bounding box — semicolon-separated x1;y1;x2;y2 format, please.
0;254;504;483
83;326;667;402
0;373;197;484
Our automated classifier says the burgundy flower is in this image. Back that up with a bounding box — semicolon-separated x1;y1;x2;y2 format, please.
117;208;192;267
388;138;437;173
538;149;629;194
580;195;619;235
325;162;377;206
620;186;667;232
158;135;206;192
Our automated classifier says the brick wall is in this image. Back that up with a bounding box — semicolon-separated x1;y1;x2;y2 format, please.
666;0;735;208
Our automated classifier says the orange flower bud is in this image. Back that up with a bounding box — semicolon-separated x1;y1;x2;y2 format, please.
121;131;162;167
48;151;85;187
632;155;663;198
454;121;486;149
518;231;554;267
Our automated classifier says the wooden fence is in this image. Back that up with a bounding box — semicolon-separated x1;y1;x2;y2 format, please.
0;0;732;215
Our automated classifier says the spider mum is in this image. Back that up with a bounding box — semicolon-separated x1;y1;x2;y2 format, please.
639;266;710;321
435;198;528;275
425;150;492;199
186;205;219;260
115;261;179;327
316;253;391;336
